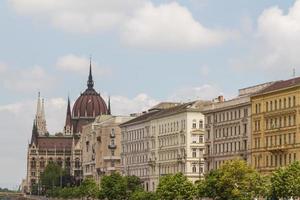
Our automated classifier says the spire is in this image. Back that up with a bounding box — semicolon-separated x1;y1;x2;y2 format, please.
107;96;111;115
35;92;47;136
87;56;94;89
36;92;41;116
64;96;73;135
41;98;45;120
31;120;38;145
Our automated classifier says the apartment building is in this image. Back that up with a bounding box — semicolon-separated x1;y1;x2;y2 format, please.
251;77;300;173
203;82;272;172
81;115;133;181
121;101;209;191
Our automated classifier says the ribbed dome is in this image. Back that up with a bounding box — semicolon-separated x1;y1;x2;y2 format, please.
72;88;108;118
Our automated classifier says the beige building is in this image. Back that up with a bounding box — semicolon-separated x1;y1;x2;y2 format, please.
203;83;272;172
121;101;209;191
251;77;300;173
81;115;133;182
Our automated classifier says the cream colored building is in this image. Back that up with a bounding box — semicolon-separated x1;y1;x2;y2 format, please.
121;101;209;191
81;115;133;182
203;83;272;172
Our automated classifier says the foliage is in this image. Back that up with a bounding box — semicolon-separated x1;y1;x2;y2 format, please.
40;162;64;191
196;159;268;200
271;161;300;199
79;178;99;199
125;175;143;195
99;173;127;200
129;190;157;200
156;173;196;200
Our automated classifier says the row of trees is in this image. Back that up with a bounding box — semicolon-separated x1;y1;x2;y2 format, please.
39;160;300;200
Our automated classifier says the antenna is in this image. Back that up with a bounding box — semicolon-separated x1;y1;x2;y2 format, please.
293;68;296;77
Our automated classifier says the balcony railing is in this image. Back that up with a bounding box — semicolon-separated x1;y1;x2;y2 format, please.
108;144;117;149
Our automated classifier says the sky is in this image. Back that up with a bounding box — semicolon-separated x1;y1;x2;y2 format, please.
0;0;299;189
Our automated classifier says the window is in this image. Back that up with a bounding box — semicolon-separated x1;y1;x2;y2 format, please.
199;120;203;129
192;120;197;129
192;149;197;158
192;165;196;173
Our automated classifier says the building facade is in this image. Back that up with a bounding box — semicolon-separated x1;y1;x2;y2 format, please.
81;115;133;182
26;62;109;193
121;101;209;191
251;77;300;173
203;83;272;172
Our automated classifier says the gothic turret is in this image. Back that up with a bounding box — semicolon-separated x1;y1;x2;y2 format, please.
35;92;47;135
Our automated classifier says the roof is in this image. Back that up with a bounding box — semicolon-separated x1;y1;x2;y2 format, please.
255;77;300;95
120;110;161;126
37;136;73;150
120;101;210;126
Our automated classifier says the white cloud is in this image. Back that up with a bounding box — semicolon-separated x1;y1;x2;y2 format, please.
8;0;234;50
8;0;145;33
232;0;300;75
56;54;111;76
102;93;159;115
0;65;56;92
169;84;223;102
121;2;233;50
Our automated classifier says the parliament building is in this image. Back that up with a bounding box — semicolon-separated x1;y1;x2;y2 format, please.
25;62;110;193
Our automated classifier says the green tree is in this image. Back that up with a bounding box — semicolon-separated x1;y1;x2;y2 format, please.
271;161;300;199
79;178;99;199
129;191;157;200
40;162;64;191
99;173;127;200
156;173;196;200
125;175;144;198
196;159;268;200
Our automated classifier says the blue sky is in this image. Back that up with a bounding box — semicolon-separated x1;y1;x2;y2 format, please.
0;0;299;189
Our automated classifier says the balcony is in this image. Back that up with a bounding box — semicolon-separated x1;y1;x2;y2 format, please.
267;145;288;153
148;159;156;166
103;156;121;161
177;156;186;163
108;144;117;149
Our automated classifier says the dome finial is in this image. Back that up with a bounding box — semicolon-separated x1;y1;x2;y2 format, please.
87;55;94;89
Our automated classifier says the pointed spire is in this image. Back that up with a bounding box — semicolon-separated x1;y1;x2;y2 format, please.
31;120;38;145
64;96;73;135
41;98;45;120
35;92;47;135
87;56;94;89
36;92;41;116
107;96;111;115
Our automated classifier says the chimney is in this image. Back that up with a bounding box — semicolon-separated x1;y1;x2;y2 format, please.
218;95;224;102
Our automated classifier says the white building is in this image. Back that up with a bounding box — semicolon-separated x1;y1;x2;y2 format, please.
121;101;209;191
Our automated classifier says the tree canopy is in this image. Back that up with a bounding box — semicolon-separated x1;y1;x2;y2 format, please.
156;172;196;200
196;159;268;200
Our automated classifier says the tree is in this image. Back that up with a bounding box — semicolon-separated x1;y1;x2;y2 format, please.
129;191;157;200
40;162;64;191
196;159;268;200
79;178;99;199
271;161;300;199
125;175;143;197
156;173;196;200
99;173;127;200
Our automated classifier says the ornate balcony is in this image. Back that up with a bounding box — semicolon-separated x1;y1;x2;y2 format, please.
108;144;117;149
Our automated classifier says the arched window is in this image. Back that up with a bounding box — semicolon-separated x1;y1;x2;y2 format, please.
192;165;196;173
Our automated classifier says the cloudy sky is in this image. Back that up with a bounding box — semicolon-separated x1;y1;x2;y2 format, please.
0;0;299;189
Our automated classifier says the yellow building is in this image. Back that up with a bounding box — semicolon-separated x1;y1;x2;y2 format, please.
251;77;300;173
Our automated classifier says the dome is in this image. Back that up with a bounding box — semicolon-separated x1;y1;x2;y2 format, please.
72;88;108;118
72;62;108;118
